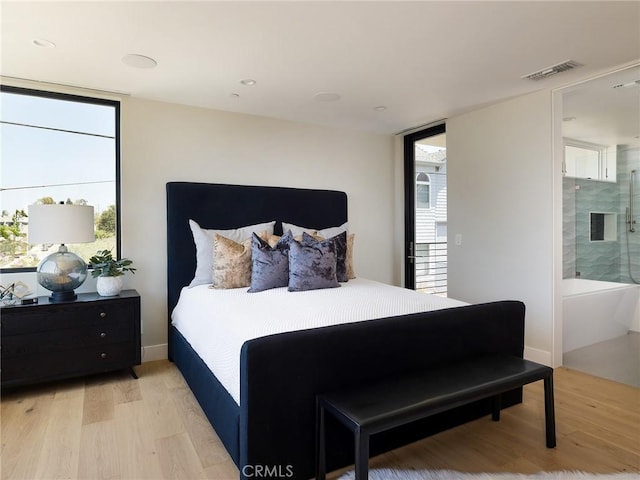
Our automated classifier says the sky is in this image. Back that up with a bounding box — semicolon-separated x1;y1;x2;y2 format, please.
0;91;116;216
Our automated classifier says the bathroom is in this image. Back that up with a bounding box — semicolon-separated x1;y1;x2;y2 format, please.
561;64;640;387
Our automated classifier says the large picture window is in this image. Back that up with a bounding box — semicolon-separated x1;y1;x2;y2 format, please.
0;86;120;271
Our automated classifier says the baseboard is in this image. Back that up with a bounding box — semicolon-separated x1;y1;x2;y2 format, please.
141;343;168;362
524;345;551;366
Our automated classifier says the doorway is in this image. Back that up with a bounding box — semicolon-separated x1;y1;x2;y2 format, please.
556;64;640;385
403;124;447;294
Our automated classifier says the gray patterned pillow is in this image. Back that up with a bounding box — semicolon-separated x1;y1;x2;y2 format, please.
288;238;340;292
248;231;293;293
302;231;348;282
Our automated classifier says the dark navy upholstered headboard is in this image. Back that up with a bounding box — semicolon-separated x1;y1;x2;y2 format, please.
166;182;348;349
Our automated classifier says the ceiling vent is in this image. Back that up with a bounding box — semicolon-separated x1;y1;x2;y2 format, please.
521;60;581;81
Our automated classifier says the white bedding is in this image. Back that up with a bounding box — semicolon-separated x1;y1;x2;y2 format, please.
171;278;467;404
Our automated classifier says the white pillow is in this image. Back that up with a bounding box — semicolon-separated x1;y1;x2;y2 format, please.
188;219;276;287
281;221;348;238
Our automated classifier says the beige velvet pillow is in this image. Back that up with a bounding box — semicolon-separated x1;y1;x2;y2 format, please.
346;233;356;279
211;233;255;289
266;231;319;248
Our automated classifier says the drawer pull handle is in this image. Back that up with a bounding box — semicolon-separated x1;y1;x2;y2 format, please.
100;352;108;359
100;312;107;318
100;332;107;338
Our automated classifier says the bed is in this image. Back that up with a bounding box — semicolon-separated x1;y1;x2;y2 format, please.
166;181;525;480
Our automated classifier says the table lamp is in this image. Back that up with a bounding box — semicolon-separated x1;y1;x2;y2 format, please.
28;203;95;302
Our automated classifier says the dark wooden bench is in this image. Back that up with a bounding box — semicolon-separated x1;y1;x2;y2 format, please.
316;353;555;480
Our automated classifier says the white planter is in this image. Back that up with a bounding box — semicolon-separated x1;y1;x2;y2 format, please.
96;276;123;296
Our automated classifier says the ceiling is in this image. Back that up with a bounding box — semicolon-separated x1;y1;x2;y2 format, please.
561;64;640;147
1;1;639;135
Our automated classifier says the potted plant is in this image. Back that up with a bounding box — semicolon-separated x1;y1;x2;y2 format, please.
89;249;136;296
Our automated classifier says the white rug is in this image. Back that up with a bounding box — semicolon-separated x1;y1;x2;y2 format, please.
337;469;638;480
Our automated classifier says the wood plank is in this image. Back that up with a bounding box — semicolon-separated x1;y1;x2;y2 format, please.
156;432;207;480
113;399;165;480
135;363;185;440
114;366;167;479
169;385;232;468
77;420;121;479
0;387;55;480
33;382;84;479
112;371;143;405
82;375;115;425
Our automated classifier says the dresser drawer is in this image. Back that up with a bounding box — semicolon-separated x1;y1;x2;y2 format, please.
2;319;134;357
1;301;135;335
1;342;137;385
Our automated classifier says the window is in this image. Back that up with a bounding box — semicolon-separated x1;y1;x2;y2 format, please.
564;139;616;182
416;172;431;209
0;86;120;271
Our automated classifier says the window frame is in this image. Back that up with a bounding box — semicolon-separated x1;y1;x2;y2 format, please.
563;138;612;181
0;84;121;273
416;171;431;209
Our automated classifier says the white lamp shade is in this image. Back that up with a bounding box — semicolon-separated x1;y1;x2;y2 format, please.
28;204;95;244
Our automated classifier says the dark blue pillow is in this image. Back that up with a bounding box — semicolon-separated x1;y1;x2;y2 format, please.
248;232;293;293
288;238;340;292
302;231;348;282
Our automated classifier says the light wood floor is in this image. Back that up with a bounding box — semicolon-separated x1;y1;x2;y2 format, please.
1;361;638;479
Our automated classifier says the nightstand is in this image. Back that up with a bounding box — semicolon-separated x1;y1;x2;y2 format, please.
1;289;141;388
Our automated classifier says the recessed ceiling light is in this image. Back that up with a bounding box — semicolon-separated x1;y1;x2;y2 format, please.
240;79;257;86
122;54;157;69
32;39;56;48
314;92;341;102
373;106;387;111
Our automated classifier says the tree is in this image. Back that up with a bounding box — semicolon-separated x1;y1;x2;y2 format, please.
0;209;28;258
36;196;55;205
95;205;116;238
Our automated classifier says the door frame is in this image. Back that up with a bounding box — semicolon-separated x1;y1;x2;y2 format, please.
403;123;446;289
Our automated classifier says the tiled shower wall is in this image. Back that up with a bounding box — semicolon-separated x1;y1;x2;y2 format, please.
563;145;640;283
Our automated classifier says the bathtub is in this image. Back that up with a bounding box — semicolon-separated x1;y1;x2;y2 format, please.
563;278;640;353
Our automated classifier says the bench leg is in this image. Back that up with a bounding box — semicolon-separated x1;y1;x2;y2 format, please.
354;428;369;480
492;394;501;421
544;374;556;448
316;400;326;480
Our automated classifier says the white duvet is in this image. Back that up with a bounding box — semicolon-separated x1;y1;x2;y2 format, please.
171;278;466;405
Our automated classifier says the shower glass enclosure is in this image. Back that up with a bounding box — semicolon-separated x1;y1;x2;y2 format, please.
562;65;640;285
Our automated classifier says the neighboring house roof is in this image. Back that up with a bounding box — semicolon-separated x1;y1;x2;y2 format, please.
416;148;447;165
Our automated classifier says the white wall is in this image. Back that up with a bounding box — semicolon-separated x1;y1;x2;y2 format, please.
446;90;556;364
